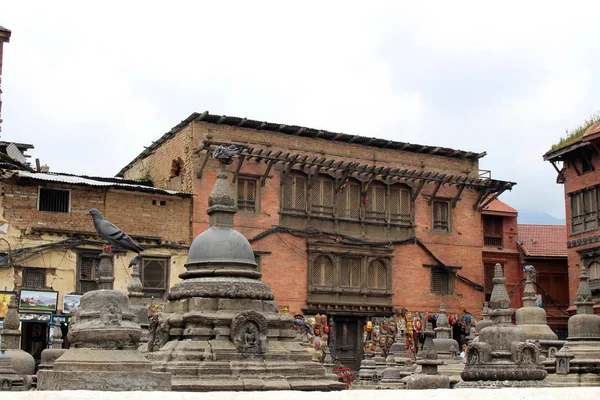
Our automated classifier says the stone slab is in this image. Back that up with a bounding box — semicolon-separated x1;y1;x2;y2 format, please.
36;370;171;391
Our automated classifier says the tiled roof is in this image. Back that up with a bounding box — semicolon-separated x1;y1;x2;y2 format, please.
481;197;518;215
518;224;567;258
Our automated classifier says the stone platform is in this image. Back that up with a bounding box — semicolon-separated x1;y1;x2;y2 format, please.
4;388;600;400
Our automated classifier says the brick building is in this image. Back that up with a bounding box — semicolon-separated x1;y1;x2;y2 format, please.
119;111;515;368
544;120;600;314
0;151;192;366
480;198;521;308
517;224;569;337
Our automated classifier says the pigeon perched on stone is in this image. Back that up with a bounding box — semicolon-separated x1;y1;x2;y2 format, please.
523;264;538;276
88;209;144;258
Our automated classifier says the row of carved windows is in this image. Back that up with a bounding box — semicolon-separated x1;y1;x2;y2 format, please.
281;173;412;225
311;255;389;290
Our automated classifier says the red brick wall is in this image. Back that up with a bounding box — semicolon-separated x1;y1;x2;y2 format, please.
2;181;192;244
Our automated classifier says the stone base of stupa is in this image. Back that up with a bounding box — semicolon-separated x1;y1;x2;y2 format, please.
543;372;600;387
455;379;549;388
461;362;547;382
37;348;171;391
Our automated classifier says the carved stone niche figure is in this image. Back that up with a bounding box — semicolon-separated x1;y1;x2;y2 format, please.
231;311;267;355
514;342;539;365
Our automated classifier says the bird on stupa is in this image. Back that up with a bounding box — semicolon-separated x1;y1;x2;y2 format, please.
88;208;144;266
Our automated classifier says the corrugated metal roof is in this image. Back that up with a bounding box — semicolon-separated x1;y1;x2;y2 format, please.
9;170;191;197
117;111;487;177
6;143;27;165
518;224;567;258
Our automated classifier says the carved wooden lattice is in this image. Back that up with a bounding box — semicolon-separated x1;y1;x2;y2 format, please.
79;253;100;293
312;256;334;287
365;183;386;222
23;268;46;289
367;259;387;289
237;178;256;212
311;176;334;217
433;200;449;232
389;185;412;224
282;173;307;213
340;257;361;288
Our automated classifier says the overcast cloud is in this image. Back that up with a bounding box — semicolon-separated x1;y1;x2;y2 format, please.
2;1;600;221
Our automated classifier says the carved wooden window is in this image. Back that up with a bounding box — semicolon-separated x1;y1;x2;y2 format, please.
367;259;387;289
38;188;70;213
310;175;334;217
431;267;452;294
140;257;169;299
365;182;386;222
282;173;307;213
389;185;411;225
312;256;334;287
23;267;46;289
77;252;101;293
336;179;361;220
570;188;599;233
432;200;450;232
340;257;361;288
237;177;257;213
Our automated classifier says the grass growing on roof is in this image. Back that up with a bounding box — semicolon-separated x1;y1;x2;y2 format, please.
550;111;600;152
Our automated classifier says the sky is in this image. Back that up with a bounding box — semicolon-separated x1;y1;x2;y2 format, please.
2;1;599;221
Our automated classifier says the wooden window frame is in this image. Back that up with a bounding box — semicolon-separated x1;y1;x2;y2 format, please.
569;187;599;234
429;266;455;295
22;267;47;289
281;172;308;214
366;258;389;290
310;175;335;218
237;176;259;213
140;256;170;299
432;199;451;233
310;254;335;289
37;187;71;213
76;252;102;294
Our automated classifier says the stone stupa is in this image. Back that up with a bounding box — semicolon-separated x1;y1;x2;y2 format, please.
144;147;344;391
457;263;547;387
545;265;600;387
515;269;564;361
432;303;464;383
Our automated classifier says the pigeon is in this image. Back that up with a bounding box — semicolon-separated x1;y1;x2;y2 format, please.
523;265;538;276
88;209;144;260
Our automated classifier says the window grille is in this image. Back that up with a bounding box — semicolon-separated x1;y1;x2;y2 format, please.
282;173;307;213
141;257;169;298
365;183;386;222
23;268;46;289
38;188;69;213
431;267;451;294
312;256;334;287
389;185;411;224
310;176;334;217
432;200;449;232
237;178;257;213
79;253;101;293
340;257;361;288
367;259;387;289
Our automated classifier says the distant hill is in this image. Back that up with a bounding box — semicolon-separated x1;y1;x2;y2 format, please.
518;209;566;225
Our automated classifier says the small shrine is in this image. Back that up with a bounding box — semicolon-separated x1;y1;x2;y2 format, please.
432;303;464;384
405;322;449;389
457;263;547;388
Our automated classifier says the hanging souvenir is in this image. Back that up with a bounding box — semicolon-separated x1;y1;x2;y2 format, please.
413;316;422;334
465;315;471;325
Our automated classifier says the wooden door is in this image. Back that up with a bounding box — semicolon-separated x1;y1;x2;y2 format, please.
334;317;363;370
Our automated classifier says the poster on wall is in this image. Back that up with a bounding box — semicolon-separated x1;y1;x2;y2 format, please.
62;294;81;314
0;291;16;319
18;289;58;313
